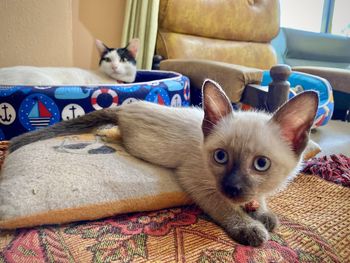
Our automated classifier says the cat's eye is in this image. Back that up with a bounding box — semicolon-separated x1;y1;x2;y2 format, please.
104;57;111;62
253;156;271;172
213;149;228;164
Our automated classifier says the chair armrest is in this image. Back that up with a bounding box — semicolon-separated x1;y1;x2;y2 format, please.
160;59;263;103
292;66;350;94
160;59;291;112
241;65;291;112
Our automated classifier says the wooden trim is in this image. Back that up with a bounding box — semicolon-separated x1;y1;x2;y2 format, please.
241;64;291;112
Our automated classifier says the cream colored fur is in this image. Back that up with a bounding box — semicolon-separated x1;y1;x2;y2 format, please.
0;66;122;85
8;80;318;246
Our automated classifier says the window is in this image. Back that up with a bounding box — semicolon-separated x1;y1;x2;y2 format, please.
331;0;350;36
280;0;324;32
280;0;350;37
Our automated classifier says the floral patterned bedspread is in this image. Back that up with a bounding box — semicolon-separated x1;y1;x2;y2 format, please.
1;174;349;263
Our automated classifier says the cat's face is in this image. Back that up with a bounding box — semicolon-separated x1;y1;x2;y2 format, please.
95;39;139;83
204;112;299;203
201;80;318;204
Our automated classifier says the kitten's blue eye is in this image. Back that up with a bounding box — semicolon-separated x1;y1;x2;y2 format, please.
104;57;111;62
213;149;228;164
253;156;271;172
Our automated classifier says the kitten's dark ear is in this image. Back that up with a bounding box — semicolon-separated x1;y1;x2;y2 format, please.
127;38;139;58
95;39;108;55
202;79;233;137
270;91;318;155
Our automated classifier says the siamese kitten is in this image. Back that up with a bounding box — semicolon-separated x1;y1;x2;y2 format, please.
9;80;318;246
0;39;139;85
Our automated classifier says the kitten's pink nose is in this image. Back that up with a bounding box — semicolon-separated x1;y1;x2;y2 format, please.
112;65;119;71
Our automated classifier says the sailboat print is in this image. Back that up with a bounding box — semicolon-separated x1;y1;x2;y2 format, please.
157;93;165;105
28;100;52;128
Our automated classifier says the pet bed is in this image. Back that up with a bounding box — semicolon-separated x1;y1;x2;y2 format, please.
0;70;190;140
0;132;192;229
0;138;349;262
261;70;334;127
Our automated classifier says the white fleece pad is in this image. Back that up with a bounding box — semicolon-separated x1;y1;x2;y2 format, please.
0;134;191;228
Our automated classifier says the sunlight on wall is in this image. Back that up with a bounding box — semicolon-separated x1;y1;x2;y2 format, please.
72;0;126;69
0;0;126;69
280;0;324;32
332;0;350;36
0;0;73;67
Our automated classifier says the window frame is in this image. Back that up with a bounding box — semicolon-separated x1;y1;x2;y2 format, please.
321;0;335;33
281;0;346;35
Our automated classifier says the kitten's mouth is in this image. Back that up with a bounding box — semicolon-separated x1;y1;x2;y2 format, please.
219;184;252;204
222;193;251;204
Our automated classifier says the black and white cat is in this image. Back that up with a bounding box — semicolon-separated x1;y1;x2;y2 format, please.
0;39;139;85
95;38;138;83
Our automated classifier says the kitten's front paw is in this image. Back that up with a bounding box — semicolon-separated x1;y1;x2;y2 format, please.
229;224;269;247
248;211;279;232
258;212;279;232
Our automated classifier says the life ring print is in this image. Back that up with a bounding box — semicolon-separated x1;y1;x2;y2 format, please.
91;88;119;110
183;80;190;101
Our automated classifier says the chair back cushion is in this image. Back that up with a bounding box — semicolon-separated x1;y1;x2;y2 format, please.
156;0;280;69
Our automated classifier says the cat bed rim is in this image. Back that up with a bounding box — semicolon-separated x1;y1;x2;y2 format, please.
0;70;185;87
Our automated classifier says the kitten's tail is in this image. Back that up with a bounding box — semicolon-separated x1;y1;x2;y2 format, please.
8;109;120;153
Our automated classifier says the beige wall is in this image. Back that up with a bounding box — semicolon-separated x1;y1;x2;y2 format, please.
0;0;126;69
0;0;73;67
72;0;126;69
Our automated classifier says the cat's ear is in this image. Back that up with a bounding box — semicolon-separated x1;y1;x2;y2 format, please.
127;38;139;58
202;79;233;137
95;39;109;55
270;91;318;155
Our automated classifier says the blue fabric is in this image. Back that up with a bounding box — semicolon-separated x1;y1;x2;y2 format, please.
261;71;334;127
0;70;190;140
262;71;328;104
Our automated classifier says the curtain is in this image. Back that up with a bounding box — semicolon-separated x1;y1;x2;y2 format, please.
121;0;160;70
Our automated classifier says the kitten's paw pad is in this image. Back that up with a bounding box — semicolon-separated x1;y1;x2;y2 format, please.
231;224;269;247
258;212;279;232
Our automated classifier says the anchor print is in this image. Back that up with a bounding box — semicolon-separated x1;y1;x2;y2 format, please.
0;104;11;122
0;103;16;125
62;104;85;121
68;105;77;119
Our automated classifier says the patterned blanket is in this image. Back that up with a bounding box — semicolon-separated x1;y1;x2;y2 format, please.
0;141;349;262
0;175;348;262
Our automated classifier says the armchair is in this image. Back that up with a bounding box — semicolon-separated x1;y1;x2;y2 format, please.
154;0;285;112
154;0;334;126
272;27;350;121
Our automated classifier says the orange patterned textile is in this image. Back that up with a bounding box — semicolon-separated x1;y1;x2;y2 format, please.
0;142;349;262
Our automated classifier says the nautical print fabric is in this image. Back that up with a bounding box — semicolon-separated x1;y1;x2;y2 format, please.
0;71;190;139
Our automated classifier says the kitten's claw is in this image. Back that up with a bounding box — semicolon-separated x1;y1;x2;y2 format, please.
229;224;269;247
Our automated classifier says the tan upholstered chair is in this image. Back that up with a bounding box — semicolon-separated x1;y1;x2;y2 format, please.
153;0;287;110
156;0;279;69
